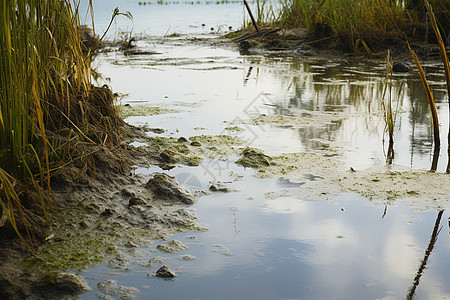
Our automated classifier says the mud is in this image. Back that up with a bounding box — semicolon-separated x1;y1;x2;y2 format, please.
0;124;200;298
97;279;139;298
156;240;188;253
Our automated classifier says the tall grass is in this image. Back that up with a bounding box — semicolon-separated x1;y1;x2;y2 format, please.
264;0;449;51
275;0;413;50
407;0;450;40
0;0;121;243
408;43;440;149
1;0;92;177
422;0;450;173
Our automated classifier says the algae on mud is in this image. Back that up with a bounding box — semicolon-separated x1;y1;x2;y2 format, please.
336;165;450;209
32;169;208;272
140;134;245;167
116;104;180;119
25;131;252;273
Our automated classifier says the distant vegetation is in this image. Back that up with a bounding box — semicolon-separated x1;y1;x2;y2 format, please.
255;0;450;51
138;0;244;5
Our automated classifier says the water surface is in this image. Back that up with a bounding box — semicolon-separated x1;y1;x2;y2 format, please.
80;1;450;299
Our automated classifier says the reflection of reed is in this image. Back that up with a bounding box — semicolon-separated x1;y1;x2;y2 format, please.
241;54;443;164
244;66;253;85
447;141;450;173
406;210;444;300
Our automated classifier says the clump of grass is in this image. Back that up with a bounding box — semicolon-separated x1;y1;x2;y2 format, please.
255;0;449;52
242;0;279;29
0;1;126;244
274;0;413;51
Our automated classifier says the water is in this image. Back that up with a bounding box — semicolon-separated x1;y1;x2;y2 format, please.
82;163;450;299
79;0;245;37
79;1;450;299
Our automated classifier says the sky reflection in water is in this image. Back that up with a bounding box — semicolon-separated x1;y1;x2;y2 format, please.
81;1;450;299
83;164;450;299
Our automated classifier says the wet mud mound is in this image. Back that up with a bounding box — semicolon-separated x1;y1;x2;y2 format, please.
0;130;204;299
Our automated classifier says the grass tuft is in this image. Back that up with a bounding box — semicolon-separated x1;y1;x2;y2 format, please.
250;0;450;52
0;1;125;244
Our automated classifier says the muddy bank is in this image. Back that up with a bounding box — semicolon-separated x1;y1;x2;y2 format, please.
0;124;195;299
227;27;448;63
0;121;245;299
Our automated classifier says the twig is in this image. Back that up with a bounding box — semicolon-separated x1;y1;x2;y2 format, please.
244;0;259;32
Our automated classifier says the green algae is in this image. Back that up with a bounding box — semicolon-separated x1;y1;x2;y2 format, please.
235;148;273;168
30;220;160;271
146;134;244;166
116;104;179;119
235;148;344;179
28;189;198;272
221;28;252;40
224;125;244;132
336;165;450;206
234;111;360;129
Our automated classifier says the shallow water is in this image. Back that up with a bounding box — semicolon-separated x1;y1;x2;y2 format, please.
80;1;450;299
82;164;450;300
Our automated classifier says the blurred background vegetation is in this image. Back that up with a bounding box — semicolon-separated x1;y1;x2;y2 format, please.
259;0;450;51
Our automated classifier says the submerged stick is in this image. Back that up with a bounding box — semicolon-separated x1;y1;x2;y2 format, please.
244;0;259;32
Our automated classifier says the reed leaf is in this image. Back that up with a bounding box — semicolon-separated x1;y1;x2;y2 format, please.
408;42;440;149
424;0;450;101
423;0;450;172
0;168;34;253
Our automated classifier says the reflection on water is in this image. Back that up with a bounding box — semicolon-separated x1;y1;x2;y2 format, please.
407;210;444;300
80;1;450;299
83;164;450;300
99;37;449;171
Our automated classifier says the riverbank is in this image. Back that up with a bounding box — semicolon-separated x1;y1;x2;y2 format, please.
227;26;448;64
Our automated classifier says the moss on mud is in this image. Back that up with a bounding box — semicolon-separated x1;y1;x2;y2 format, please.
145;134;244;166
236;148;344;178
336;166;450;207
116;105;179;119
